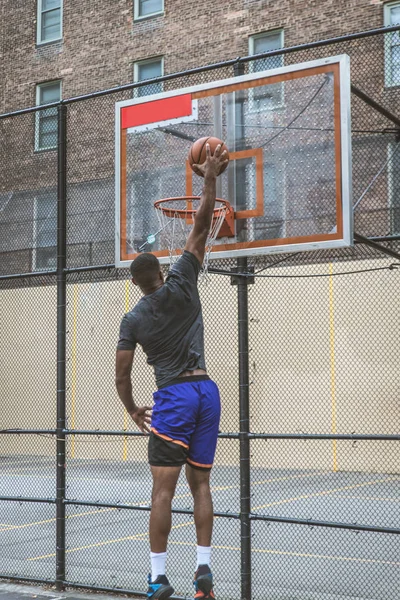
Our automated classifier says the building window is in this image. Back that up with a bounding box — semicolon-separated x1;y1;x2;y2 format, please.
33;193;57;271
389;142;400;233
134;0;164;20
133;58;163;97
37;0;63;44
35;81;61;151
384;2;400;86
249;30;284;110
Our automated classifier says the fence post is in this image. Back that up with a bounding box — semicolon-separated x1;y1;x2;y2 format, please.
56;103;67;591
233;60;252;600
237;257;252;600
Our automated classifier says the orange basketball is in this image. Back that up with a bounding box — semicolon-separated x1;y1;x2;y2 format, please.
188;136;229;177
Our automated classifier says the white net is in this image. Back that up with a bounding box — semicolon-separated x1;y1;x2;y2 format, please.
154;197;229;279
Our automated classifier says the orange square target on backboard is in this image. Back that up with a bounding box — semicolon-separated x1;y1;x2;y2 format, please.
115;55;352;266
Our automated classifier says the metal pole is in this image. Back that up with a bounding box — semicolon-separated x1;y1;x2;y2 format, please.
351;85;400;129
56;103;67;591
237;257;251;600
354;232;400;261
233;60;252;600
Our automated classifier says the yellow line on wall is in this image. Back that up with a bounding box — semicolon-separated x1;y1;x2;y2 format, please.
123;280;130;461
329;263;338;472
70;284;79;459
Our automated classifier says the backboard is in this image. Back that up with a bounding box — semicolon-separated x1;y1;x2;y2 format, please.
115;55;352;266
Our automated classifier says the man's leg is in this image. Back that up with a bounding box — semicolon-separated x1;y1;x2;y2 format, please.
150;465;182;553
184;379;220;598
185;464;213;547
186;465;215;598
146;465;181;598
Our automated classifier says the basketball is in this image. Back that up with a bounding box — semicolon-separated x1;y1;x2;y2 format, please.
188;136;229;176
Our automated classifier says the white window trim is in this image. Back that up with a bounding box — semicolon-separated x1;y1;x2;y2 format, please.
37;0;63;45
384;1;400;87
133;57;164;97
248;30;285;112
249;29;284;59
35;80;62;152
134;0;164;21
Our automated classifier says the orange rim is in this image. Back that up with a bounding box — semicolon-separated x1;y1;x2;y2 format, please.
154;196;231;219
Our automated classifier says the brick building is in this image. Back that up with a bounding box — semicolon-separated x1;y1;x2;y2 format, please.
0;0;399;274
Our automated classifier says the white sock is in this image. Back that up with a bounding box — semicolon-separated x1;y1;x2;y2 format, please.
197;545;211;568
150;551;167;581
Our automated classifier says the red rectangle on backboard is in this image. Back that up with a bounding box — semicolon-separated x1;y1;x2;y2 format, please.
121;94;193;130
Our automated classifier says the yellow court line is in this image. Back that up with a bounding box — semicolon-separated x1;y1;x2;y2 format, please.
1;517;60;533
21;475;400;562
251;476;400;511
28;519;195;561
251;472;328;486
345;494;400;503
1;472;330;534
3;472;378;537
176;472;327;499
2;470;322;486
0;507;117;533
169;541;400;567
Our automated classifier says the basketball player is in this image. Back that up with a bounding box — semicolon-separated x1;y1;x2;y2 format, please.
115;143;228;599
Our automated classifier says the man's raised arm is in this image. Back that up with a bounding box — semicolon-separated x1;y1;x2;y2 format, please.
184;143;228;265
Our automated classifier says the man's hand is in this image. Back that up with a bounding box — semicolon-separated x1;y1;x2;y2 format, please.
193;143;229;178
129;406;152;433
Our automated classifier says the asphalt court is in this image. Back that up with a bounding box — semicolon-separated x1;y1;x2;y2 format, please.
0;455;399;600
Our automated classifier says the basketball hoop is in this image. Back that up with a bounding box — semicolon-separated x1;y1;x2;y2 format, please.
153;196;234;277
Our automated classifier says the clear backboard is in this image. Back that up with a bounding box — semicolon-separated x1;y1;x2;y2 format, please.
115;55;352;266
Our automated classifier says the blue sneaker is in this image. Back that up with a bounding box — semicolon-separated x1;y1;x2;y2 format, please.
194;565;215;598
147;573;174;599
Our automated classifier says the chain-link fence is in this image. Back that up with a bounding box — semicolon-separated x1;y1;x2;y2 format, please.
1;26;400;600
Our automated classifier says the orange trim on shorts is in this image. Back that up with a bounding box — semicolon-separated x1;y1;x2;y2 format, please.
151;427;189;449
187;457;213;469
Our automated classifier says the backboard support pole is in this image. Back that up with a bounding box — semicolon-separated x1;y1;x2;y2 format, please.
232;60;253;600
354;232;400;261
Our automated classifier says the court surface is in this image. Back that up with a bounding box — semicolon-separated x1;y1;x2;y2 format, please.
0;455;399;600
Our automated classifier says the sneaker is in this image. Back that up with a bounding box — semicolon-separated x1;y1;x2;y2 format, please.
193;564;215;599
147;573;174;599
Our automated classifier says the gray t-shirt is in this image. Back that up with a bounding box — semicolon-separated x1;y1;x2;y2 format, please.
117;251;206;388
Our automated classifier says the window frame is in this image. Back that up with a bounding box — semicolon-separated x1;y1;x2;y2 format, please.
134;0;164;21
384;1;400;87
35;80;62;152
388;142;400;234
36;0;63;45
133;57;164;98
32;194;57;272
248;29;285;111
